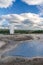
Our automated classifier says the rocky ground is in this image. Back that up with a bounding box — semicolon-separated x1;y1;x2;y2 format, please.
0;34;41;41
0;34;43;65
0;34;40;56
0;56;43;65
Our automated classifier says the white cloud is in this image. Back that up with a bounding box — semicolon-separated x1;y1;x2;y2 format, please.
20;13;43;30
21;13;41;24
22;0;43;5
21;0;43;16
1;14;24;23
0;13;43;30
37;4;43;16
0;0;15;8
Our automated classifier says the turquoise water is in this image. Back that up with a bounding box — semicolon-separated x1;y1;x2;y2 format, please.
4;40;43;57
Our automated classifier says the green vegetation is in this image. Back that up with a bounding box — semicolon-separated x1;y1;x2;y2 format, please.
15;30;29;34
0;29;43;34
15;30;43;34
0;29;10;34
32;30;43;33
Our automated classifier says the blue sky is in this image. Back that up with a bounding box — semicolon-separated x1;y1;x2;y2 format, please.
0;0;43;30
0;0;39;15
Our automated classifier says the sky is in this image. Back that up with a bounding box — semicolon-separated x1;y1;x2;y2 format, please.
0;0;43;30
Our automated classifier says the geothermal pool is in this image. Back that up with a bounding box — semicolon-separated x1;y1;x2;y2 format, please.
4;40;43;57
